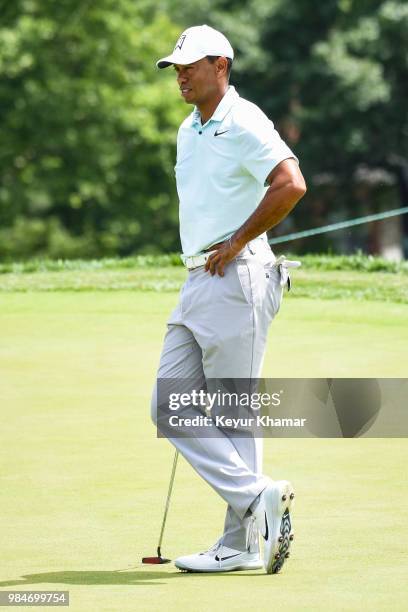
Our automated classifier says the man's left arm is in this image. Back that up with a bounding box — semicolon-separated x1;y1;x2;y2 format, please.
205;158;306;276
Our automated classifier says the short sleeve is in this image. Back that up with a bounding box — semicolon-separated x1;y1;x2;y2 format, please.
237;107;298;186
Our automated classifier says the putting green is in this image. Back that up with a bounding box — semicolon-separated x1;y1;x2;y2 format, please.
1;292;407;611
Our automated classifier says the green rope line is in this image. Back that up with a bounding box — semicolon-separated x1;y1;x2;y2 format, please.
269;206;408;245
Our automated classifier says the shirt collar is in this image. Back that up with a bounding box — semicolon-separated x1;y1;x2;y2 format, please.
191;85;239;126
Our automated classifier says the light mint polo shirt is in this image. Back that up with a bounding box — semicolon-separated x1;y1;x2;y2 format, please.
175;85;298;256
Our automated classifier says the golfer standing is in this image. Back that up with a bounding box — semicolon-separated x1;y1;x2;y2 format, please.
151;25;306;574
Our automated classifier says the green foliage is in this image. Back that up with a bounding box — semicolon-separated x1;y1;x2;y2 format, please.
0;0;185;257
0;216;99;259
0;1;407;258
299;251;408;273
1;252;407;274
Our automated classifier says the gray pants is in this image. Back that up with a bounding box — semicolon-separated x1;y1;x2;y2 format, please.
151;237;283;552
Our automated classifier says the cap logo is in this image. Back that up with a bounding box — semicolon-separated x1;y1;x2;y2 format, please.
174;34;186;51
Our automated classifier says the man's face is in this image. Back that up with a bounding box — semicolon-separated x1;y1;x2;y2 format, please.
174;57;223;106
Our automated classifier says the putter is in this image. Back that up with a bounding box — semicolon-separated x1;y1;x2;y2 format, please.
142;449;179;564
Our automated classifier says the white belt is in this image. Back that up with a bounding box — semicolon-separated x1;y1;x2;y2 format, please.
180;251;301;284
181;251;217;271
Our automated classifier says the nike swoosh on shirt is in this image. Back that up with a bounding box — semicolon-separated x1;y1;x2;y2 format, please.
214;552;242;561
214;130;229;137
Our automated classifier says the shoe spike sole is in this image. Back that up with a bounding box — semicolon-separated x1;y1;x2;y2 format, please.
270;484;295;574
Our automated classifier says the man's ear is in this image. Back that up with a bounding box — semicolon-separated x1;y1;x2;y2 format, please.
216;57;228;79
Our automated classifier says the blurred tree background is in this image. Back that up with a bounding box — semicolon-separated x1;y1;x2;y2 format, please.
0;0;407;259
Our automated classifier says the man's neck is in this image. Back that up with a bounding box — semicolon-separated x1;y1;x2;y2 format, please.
198;86;229;125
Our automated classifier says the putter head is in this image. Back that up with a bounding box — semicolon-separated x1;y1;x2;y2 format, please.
142;556;171;564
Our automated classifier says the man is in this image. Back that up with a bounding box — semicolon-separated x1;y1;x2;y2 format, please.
151;24;306;574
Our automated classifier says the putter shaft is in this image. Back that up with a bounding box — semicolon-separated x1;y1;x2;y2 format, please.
157;450;179;554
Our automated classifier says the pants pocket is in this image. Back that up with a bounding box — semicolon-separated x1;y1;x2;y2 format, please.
264;264;284;318
235;259;253;305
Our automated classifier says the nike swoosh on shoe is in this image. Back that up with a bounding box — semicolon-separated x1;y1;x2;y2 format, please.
214;552;242;561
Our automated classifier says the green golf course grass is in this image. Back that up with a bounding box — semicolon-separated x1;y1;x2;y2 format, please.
1;284;407;611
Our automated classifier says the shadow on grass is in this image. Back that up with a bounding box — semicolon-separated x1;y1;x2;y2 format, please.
0;568;265;587
0;570;178;587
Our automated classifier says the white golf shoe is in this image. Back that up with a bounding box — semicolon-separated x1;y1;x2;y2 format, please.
252;479;295;574
174;539;262;573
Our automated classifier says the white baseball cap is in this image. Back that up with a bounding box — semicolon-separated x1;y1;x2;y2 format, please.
156;24;234;69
